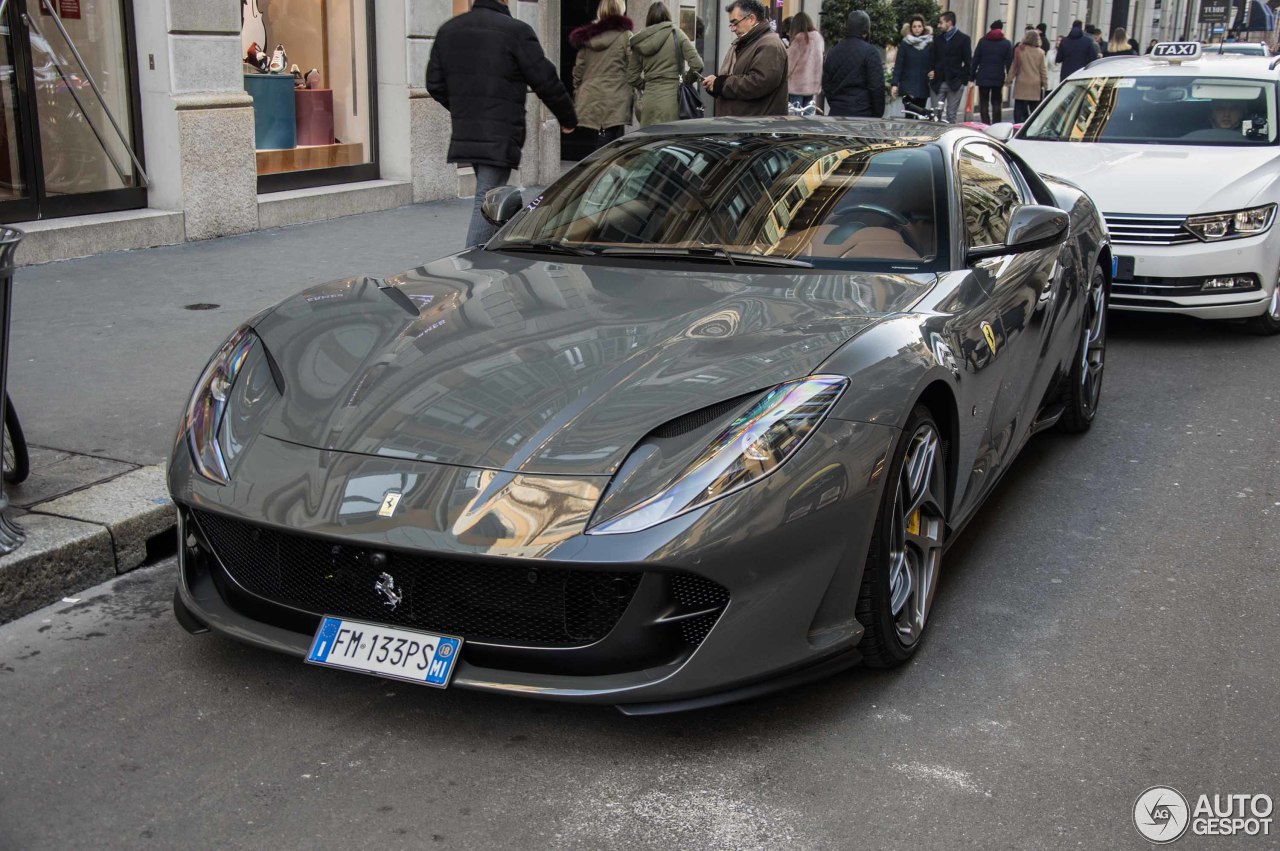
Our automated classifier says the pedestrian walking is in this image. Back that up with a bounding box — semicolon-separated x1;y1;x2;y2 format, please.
891;15;933;119
823;10;885;117
570;0;634;151
1006;28;1047;123
426;0;577;247
1054;20;1100;81
627;2;704;127
971;19;1012;125
786;12;824;111
701;0;788;117
1036;23;1051;52
928;10;972;122
1104;27;1137;56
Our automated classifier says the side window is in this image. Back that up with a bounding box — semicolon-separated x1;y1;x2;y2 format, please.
957;144;1026;248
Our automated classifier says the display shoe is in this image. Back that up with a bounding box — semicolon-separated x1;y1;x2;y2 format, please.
245;41;270;73
305;68;320;89
291;64;304;88
268;44;287;74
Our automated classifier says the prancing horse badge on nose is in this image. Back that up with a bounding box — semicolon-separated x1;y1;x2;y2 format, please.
374;572;403;609
378;491;402;517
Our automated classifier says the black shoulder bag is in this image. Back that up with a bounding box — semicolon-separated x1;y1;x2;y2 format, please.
673;28;704;119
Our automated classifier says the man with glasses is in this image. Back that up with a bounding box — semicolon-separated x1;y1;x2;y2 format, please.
701;0;788;116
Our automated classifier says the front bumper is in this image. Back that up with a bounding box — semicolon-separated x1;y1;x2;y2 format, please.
170;421;897;711
1108;231;1279;319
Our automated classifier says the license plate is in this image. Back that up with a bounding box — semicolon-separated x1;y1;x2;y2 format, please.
306;616;462;688
1114;255;1135;281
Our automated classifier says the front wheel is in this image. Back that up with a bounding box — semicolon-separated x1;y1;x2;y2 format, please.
1244;286;1280;336
1056;264;1108;433
856;405;948;668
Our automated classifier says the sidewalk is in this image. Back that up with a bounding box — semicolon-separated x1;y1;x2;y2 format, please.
0;192;484;622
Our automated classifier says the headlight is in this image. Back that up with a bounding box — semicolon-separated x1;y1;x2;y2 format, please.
180;326;259;484
588;375;848;535
1184;204;1276;241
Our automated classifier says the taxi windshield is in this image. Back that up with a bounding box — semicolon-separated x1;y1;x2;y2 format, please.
489;134;946;271
1019;75;1279;145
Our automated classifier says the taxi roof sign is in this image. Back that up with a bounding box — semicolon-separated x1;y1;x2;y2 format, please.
1151;42;1202;63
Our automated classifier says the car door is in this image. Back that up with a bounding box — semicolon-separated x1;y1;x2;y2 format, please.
950;141;1060;518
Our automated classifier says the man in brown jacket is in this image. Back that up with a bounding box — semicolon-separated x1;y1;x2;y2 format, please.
701;0;788;116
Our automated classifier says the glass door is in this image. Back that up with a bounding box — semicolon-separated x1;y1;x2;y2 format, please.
0;0;145;224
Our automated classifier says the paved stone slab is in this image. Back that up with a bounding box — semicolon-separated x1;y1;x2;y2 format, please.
7;451;136;508
0;513;114;623
32;465;175;574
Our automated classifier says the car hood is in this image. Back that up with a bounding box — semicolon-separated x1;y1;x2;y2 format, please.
1009;140;1280;214
249;250;933;476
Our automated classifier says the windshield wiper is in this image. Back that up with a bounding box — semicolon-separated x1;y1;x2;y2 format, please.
493;240;597;257
599;247;812;267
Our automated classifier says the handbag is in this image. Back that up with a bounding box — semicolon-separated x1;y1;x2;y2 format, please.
672;29;704;120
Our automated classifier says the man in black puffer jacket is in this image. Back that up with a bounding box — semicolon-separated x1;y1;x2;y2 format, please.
427;0;577;246
822;9;885;118
1054;20;1100;81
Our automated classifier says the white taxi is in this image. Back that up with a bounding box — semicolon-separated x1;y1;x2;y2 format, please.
993;43;1280;334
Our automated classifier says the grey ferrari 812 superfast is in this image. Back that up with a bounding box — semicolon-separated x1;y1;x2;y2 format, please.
170;118;1109;714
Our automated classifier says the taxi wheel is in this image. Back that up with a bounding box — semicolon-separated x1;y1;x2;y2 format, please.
856;404;947;668
1245;286;1280;336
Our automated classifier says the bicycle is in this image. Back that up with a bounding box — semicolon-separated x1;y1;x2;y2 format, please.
4;393;29;485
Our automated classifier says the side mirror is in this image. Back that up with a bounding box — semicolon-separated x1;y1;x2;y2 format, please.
480;186;524;227
984;122;1016;142
967;205;1069;263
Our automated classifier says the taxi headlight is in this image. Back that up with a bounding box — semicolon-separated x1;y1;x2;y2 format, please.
588;376;847;535
1184;204;1276;241
179;326;270;484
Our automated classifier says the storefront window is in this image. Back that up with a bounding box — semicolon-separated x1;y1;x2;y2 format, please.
241;0;375;184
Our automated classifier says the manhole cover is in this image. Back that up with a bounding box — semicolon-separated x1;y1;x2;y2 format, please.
183;303;220;311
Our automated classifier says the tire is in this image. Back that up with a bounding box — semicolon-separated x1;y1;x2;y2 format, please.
3;395;29;486
856;404;948;668
1056;264;1108;434
1244;286;1280;336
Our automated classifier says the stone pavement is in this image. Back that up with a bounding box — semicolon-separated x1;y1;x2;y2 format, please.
0;192;483;622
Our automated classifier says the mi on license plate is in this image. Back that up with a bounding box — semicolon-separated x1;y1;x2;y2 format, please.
306;616;462;688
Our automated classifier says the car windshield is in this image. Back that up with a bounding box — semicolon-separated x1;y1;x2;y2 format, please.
1019;75;1278;145
490;133;944;271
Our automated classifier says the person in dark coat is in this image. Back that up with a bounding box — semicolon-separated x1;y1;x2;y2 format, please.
1036;22;1051;52
971;19;1013;125
823;9;885;118
426;0;577;246
703;0;789;116
929;11;971;122
1054;20;1100;81
891;15;933;118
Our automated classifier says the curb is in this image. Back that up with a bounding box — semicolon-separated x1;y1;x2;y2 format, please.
0;465;175;624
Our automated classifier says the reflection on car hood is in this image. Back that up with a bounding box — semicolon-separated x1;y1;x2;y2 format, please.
250;250;934;476
1010;140;1280;214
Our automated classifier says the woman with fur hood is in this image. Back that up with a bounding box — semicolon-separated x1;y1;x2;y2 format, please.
787;12;823;109
891;15;933;118
626;2;704;127
570;0;634;150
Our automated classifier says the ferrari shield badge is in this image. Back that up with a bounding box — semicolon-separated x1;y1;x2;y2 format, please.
981;322;999;355
378;491;402;517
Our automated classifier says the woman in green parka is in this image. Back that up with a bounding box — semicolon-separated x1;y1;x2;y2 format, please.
627;3;704;127
570;0;634;150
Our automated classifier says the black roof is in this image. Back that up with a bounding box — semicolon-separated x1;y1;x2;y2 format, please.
630;115;970;143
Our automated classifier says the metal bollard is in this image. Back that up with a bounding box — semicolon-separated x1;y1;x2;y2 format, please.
0;227;25;556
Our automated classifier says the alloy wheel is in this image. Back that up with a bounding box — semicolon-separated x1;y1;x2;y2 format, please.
1079;274;1107;418
887;423;946;645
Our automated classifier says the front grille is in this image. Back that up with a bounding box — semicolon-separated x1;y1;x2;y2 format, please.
192;509;642;646
671;574;731;645
1103;213;1197;245
1113;275;1260;298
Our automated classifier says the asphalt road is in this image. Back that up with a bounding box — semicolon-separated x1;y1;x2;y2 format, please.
1;311;1277;850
